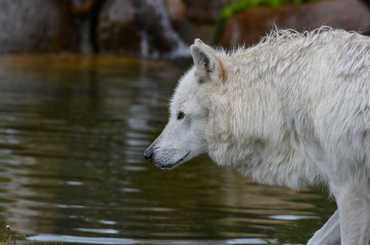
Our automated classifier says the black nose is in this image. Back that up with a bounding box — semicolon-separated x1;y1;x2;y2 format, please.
144;147;154;161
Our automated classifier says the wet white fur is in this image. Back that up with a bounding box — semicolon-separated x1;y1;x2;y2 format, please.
147;27;370;244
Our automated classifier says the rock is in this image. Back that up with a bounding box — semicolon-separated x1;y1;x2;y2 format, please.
218;0;370;48
71;0;97;17
71;0;104;55
97;0;141;56
164;0;186;24
0;0;79;53
134;0;179;55
98;0;189;58
175;0;242;46
183;0;240;24
176;21;217;45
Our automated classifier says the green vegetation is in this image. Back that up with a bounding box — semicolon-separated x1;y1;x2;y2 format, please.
219;0;321;24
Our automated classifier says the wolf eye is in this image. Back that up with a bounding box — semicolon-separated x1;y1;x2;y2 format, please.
177;111;185;120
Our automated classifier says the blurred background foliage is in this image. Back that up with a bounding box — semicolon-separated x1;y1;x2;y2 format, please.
0;0;368;59
220;0;321;24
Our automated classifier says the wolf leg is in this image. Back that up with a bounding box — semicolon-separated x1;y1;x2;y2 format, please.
335;184;370;245
307;209;340;245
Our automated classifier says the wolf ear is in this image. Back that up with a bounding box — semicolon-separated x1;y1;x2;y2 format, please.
190;39;226;83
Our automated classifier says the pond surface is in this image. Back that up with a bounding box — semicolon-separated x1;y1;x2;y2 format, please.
0;55;335;245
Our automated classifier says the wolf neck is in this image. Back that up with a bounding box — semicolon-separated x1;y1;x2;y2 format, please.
208;122;319;190
207;58;321;190
235;134;319;190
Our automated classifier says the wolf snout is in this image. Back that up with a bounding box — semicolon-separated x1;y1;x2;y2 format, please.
144;146;154;161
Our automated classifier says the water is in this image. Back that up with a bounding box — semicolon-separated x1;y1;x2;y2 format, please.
0;55;335;245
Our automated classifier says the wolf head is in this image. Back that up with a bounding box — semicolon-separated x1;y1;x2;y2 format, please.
144;39;227;169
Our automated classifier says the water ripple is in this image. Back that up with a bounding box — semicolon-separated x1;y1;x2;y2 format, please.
0;56;335;245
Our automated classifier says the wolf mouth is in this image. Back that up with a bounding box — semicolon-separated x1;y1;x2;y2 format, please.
158;151;190;170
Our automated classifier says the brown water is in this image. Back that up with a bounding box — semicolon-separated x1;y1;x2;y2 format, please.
0;55;335;245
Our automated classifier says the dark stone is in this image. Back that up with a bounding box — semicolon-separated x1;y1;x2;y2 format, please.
0;0;79;53
133;0;178;55
164;0;186;25
174;0;241;46
71;0;104;54
218;0;370;48
98;0;189;58
183;0;239;24
176;21;217;45
97;0;141;56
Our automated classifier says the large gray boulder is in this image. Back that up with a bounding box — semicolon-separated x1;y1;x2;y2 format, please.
0;0;79;53
97;0;188;58
218;0;370;48
97;0;141;56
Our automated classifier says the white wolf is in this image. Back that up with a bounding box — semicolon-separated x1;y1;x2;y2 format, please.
144;28;370;245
